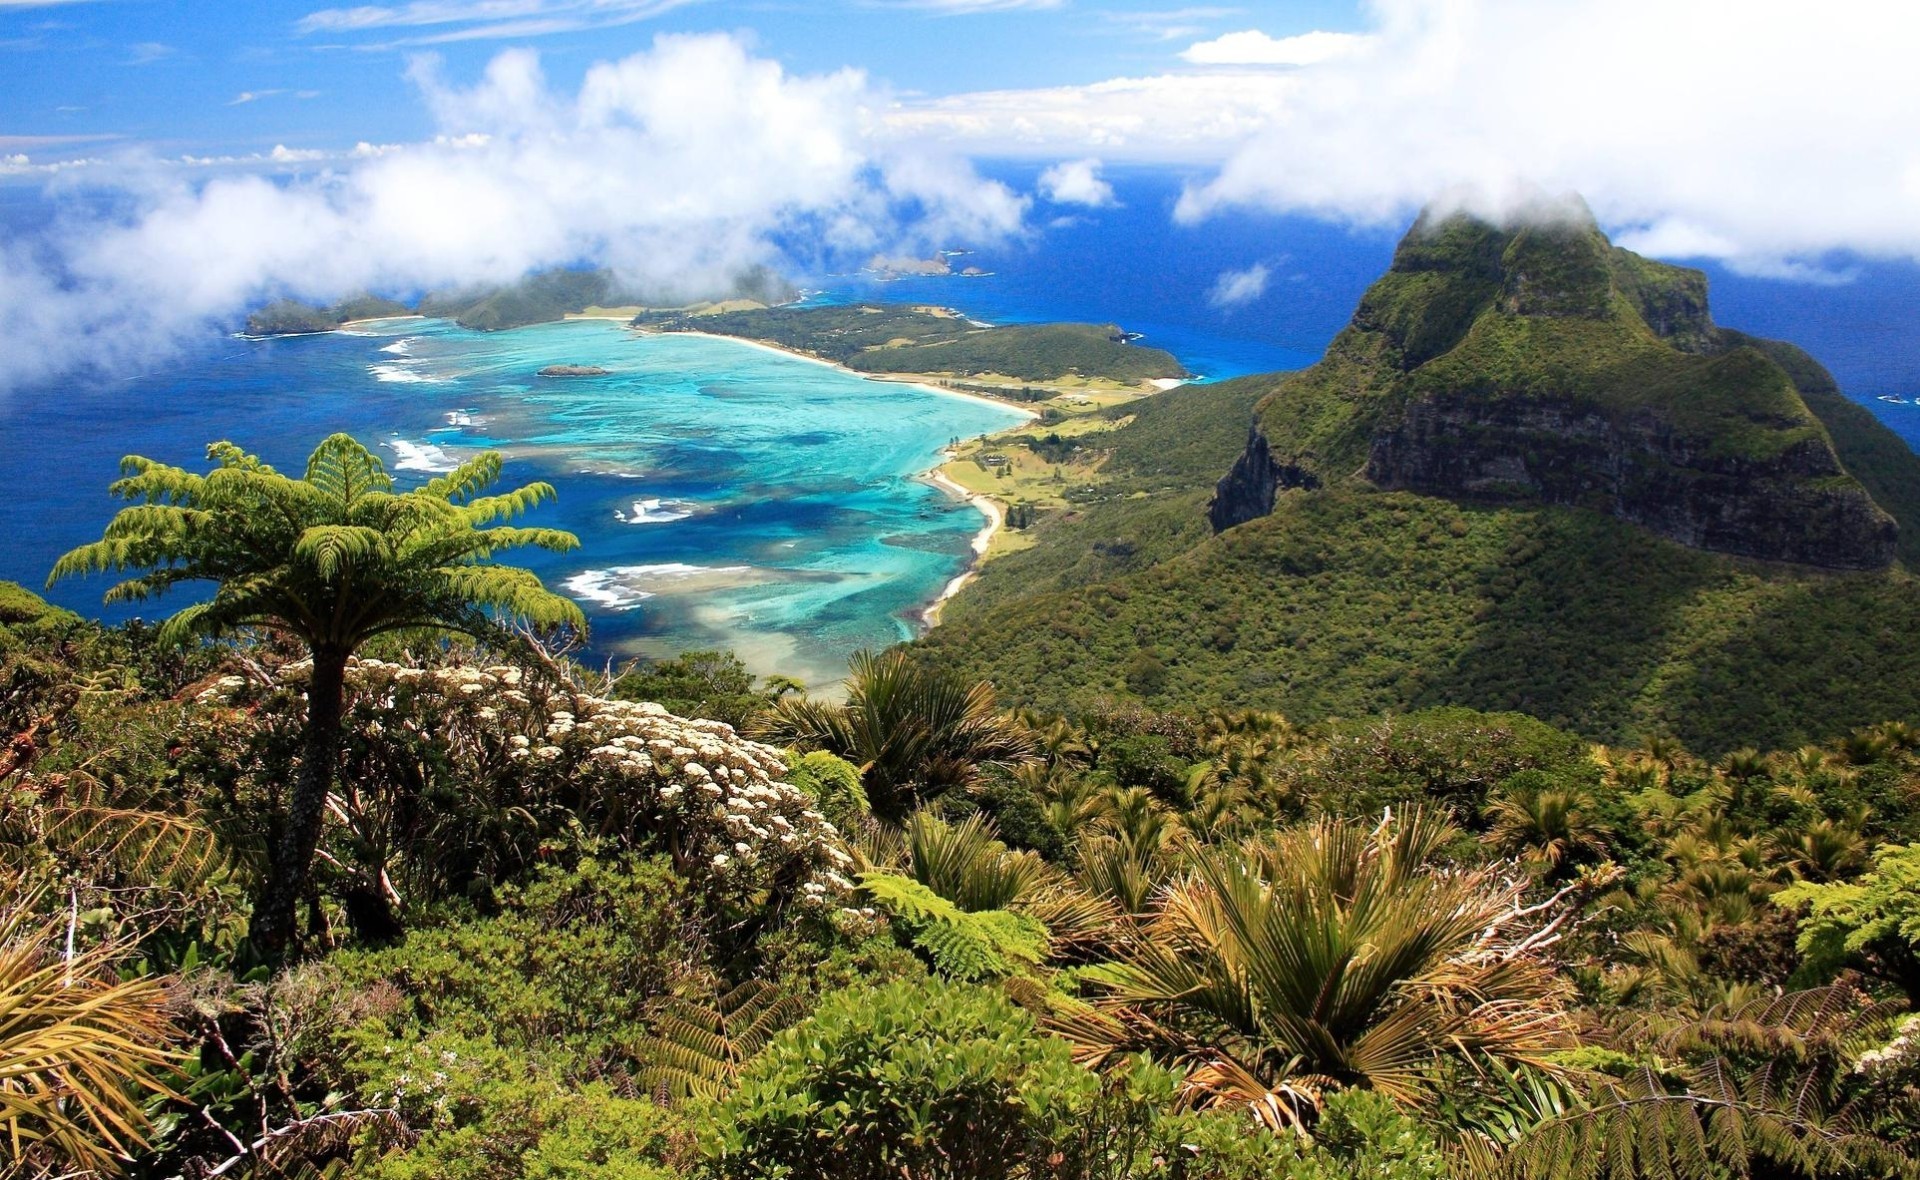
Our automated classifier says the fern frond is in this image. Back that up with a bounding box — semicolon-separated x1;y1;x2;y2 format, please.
633;979;803;1103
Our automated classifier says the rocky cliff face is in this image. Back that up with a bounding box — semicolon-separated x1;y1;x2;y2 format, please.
1210;423;1320;532
1366;393;1896;569
1209;198;1904;571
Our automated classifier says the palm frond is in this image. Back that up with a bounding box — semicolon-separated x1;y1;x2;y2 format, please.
0;887;181;1176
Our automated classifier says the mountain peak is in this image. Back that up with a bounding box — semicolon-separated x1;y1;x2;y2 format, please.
1211;200;1903;570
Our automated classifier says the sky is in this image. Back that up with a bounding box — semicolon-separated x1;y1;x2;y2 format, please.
3;0;1919;392
0;0;1356;158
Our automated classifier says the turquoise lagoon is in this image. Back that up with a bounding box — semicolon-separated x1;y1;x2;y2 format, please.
6;318;1026;689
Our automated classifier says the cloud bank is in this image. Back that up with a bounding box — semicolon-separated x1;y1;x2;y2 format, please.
1171;0;1920;271
0;33;1025;392
1180;29;1369;67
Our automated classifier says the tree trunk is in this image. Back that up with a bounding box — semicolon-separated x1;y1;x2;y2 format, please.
252;646;348;958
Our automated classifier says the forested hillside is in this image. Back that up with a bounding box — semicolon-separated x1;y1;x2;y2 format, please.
921;205;1920;753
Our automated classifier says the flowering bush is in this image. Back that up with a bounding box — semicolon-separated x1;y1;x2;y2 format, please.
184;656;853;926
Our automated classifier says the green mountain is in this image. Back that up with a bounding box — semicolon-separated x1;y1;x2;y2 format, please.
1211;199;1897;569
918;202;1920;753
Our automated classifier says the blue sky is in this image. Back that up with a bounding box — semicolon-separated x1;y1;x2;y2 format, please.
1;1;1359;157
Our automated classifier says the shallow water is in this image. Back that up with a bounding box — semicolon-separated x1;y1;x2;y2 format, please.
3;318;1023;689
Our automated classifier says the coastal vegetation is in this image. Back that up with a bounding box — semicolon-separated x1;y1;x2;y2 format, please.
245;294;410;335
632;302;1188;389
245;266;796;336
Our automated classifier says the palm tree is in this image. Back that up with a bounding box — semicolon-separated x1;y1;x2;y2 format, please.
1059;808;1572;1114
1484;777;1611;877
50;435;583;955
756;650;1034;821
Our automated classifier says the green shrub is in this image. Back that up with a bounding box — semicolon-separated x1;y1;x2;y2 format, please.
782;749;868;830
349;1036;681;1180
705;979;1095;1179
328;857;688;1069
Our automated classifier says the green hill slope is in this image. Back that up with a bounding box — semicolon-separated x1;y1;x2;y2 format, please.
918;202;1920;753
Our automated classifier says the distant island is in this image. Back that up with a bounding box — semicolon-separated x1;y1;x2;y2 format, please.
631;302;1186;392
863;253;991;281
245;294;412;335
537;364;610;377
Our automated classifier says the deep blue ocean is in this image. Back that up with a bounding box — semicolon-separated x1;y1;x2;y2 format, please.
5;165;1919;687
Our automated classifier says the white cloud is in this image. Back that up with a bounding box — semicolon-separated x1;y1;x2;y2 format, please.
887;70;1297;161
0;33;1027;392
1208;262;1269;307
124;41;174;65
267;144;328;162
1181;29;1369;66
297;0;700;44
887;0;1066;11
1108;7;1242;42
1171;0;1920;270
1038;157;1115;207
229;89;285;104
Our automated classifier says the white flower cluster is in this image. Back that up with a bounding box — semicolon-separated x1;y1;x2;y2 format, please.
203;658;855;908
1856;1014;1920;1081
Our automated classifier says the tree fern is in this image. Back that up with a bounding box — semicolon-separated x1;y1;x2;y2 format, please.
49;434;583;954
634;979;804;1103
859;872;1049;980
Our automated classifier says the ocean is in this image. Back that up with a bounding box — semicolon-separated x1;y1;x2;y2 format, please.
5;165;1919;687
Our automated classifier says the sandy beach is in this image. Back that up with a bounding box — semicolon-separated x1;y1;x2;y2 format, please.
918;464;1005;627
666;329;1043;421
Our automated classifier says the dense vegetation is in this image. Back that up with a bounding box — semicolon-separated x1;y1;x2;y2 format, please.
633;303;1188;385
9;508;1920;1176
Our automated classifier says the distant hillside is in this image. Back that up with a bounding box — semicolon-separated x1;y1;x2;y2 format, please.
633;303;1187;387
245;294;409;335
245;267;797;335
417;266;796;332
918;203;1920;753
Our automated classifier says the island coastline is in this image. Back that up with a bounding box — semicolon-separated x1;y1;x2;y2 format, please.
663;328;1038;629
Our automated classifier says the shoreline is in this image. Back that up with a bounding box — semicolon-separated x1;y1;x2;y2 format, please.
657;329;1036;631
664;328;1043;422
918;464;1005;628
318;314;1036;634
